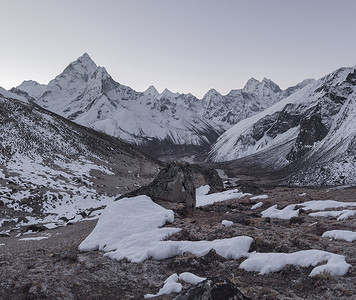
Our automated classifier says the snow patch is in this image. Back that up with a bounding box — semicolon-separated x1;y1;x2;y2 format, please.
196;189;249;207
250;195;268;200
222;220;233;227
19;236;49;241
251;202;263;210
79;196;253;263
322;230;356;242
261;200;356;220
240;250;351;276
145;272;206;298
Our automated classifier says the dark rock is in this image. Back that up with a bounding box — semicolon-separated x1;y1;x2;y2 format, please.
24;224;47;232
0;200;4;206
174;277;250;300
287;103;328;161
118;162;223;210
289;216;305;225
237;182;264;195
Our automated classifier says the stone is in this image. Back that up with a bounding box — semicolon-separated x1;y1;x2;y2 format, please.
118;162;223;210
174;277;250;300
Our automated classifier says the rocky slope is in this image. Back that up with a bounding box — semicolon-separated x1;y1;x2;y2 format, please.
1;185;355;299
12;53;311;148
210;65;356;186
0;90;161;232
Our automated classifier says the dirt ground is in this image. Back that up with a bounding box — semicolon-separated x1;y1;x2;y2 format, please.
0;186;355;299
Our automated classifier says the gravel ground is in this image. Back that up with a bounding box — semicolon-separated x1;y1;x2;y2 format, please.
1;186;355;299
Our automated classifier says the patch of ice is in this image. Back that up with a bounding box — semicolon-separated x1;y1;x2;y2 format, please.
299;193;307;196
322;230;356;242
79;196;253;263
240;249;350;276
222;220;233;227
250;195;268;200
196;189;249;207
251;202;263;210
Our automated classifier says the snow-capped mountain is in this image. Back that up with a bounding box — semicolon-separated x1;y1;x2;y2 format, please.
210;65;356;186
201;78;314;126
12;54;223;146
12;53;310;148
0;89;161;230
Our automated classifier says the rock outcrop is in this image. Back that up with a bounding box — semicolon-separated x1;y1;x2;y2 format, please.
118;162;223;210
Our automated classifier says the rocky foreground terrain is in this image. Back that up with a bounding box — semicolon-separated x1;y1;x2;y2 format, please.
1;185;355;299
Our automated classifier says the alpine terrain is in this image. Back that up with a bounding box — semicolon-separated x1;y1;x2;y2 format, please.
1;56;356;300
13;53;311;154
0;89;161;232
210;65;356;186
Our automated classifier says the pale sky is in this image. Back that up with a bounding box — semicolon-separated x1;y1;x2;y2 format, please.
1;0;356;98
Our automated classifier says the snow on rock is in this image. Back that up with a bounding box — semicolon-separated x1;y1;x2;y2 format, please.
251;202;263;210
250;195;268;200
239;250;351;277
79;195;253;263
144;273;182;298
196;189;249;207
179;272;206;285
322;230;356;242
221;220;233;227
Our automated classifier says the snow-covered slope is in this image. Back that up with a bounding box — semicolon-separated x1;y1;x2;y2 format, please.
12;54;223;146
210;66;356;186
13;53;311;147
0;91;161;231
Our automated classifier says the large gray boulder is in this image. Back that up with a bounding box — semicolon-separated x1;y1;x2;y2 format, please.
118;162;223;210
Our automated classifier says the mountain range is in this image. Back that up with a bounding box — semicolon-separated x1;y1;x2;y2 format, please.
12;53;311;148
5;53;356;187
210;65;356;186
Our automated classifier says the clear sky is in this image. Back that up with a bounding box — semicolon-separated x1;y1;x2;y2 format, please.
1;0;356;98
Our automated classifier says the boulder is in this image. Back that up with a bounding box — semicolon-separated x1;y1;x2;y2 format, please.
118;162;223;210
174;277;250;300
